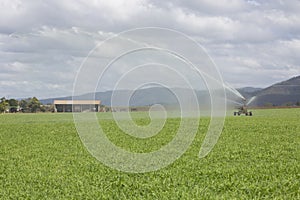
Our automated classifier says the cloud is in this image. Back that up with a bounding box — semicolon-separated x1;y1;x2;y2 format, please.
0;0;299;98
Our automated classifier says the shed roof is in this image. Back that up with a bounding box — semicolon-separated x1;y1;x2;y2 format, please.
54;100;101;105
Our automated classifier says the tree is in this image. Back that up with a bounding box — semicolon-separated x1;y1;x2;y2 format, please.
283;102;293;106
8;99;18;107
296;101;300;106
28;97;41;113
264;102;273;107
0;97;9;113
8;99;19;112
20;99;29;112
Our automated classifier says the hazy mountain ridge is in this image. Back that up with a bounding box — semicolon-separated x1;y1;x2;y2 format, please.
250;75;300;106
40;75;300;107
237;87;262;99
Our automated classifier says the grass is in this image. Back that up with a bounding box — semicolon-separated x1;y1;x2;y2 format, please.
0;109;299;199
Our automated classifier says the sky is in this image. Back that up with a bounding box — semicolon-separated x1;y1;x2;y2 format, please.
0;0;300;99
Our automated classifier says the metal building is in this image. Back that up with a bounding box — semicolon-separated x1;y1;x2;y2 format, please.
54;100;101;112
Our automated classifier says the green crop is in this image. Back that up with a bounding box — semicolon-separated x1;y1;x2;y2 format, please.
0;109;299;199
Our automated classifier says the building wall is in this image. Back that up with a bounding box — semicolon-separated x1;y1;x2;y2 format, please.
55;104;99;112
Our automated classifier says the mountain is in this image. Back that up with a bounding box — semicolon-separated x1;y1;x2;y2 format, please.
237;87;262;99
250;75;300;106
40;87;211;107
40;75;300;107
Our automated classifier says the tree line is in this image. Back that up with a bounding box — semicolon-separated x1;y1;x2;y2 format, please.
264;101;300;107
0;97;54;113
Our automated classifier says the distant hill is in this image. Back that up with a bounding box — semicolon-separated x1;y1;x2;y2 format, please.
237;87;262;99
40;75;300;107
40;87;210;107
250;75;300;106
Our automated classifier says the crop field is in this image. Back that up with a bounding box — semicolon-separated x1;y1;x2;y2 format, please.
0;109;299;199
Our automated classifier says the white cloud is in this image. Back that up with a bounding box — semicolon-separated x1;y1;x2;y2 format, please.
0;0;299;98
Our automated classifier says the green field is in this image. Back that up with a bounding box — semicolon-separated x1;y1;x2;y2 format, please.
0;109;299;199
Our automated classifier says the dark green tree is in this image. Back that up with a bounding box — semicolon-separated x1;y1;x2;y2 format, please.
8;99;19;112
0;97;9;113
28;97;41;113
8;99;18;107
283;102;293;106
20;99;29;112
42;104;55;112
264;102;273;107
296;101;300;106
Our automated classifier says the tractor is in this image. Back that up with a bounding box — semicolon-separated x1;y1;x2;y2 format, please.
234;99;252;116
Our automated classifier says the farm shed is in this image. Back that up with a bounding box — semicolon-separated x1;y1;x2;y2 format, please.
53;100;101;112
